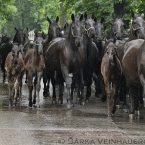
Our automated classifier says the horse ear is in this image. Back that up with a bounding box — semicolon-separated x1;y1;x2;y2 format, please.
105;37;109;44
80;14;83;21
33;28;36;32
109;22;113;26
56;16;59;23
112;13;116;20
141;13;144;19
104;26;106;30
131;9;134;18
122;14;125;20
42;31;44;37
26;27;29;32
14;27;17;31
113;37;116;44
101;18;105;23
94;17;97;22
71;14;75;22
84;12;87;20
92;12;95;20
35;32;38;37
46;16;51;24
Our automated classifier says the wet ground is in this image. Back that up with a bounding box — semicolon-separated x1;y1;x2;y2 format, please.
0;74;145;145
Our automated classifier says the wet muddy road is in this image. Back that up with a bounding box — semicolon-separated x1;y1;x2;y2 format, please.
0;74;145;145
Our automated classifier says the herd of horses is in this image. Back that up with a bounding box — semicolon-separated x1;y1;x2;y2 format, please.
0;10;145;119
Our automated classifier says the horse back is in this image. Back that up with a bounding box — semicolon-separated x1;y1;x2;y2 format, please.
122;39;144;86
5;52;24;74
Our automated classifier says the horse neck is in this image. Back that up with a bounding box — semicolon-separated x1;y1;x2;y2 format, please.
66;26;76;47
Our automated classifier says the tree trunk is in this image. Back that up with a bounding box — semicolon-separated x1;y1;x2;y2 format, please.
59;2;67;27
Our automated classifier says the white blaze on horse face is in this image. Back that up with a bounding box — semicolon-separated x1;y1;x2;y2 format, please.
28;30;35;43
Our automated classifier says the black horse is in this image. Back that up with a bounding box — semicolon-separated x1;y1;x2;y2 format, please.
45;14;83;108
130;10;145;39
93;17;106;99
43;16;60;97
82;13;99;102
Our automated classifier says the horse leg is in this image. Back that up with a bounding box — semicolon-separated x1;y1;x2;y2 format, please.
58;74;64;104
7;73;13;107
43;68;49;97
120;75;128;112
14;78;19;106
93;72;100;98
25;71;28;83
86;74;92;103
33;75;37;105
80;69;85;105
1;60;6;83
128;84;137;119
50;72;56;104
100;75;107;102
19;73;23;106
36;72;42;108
61;65;73;108
104;79;112;117
27;72;33;107
71;74;77;101
112;82;119;114
134;87;140;116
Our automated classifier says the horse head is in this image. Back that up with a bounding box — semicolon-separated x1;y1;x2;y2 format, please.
47;16;60;40
131;10;145;39
94;17;106;41
13;27;24;45
34;32;44;55
12;43;22;64
112;14;126;40
105;39;117;62
27;29;35;44
70;14;83;47
84;12;96;38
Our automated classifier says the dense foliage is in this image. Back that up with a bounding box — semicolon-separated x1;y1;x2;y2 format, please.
0;0;145;37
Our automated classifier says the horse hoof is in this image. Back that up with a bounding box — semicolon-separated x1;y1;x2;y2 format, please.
33;99;36;105
58;99;63;104
116;105;122;109
25;80;27;84
43;92;49;98
123;109;129;113
76;97;80;101
67;103;74;109
95;93;100;98
85;100;89;103
37;105;40;108
107;113;111;117
135;110;140;116
129;114;134;120
80;101;85;106
29;102;33;107
100;96;106;102
52;100;57;104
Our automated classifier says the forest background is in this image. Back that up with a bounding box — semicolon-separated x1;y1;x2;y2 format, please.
0;0;145;37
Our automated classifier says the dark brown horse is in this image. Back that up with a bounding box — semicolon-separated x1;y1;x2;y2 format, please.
24;32;45;108
5;43;25;107
117;11;145;113
45;14;83;108
122;39;145;119
101;39;122;117
0;28;24;83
